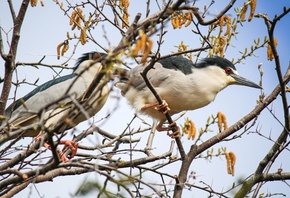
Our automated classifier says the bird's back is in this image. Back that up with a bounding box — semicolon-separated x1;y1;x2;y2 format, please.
157;56;194;74
5;73;77;118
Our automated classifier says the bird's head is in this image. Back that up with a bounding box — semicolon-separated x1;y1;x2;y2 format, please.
196;56;262;89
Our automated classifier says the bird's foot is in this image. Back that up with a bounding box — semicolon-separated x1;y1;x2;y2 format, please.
154;100;170;114
156;122;180;138
60;140;78;159
141;100;170;114
141;101;159;110
48;140;78;162
35;133;78;162
167;122;180;138
56;149;69;162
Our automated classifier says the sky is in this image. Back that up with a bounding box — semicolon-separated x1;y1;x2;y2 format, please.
0;0;290;197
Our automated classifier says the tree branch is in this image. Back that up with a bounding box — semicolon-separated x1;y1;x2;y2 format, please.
0;0;30;120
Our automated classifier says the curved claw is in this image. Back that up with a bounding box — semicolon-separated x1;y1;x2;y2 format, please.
167;122;180;138
156;121;180;138
35;133;78;162
60;140;79;159
57;149;69;162
154;100;171;114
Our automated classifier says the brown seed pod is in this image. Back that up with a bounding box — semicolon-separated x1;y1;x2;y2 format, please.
184;12;193;27
70;11;77;26
225;152;236;176
217;111;228;131
240;2;248;22
30;0;38;7
248;0;257;22
141;37;153;65
61;40;69;56
223;16;231;36
80;27;87;45
228;152;236;176
267;38;278;61
56;42;65;60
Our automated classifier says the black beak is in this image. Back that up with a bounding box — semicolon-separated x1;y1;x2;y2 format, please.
230;73;262;89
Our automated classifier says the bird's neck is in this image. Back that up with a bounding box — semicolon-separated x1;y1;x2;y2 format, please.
188;66;229;105
74;60;102;78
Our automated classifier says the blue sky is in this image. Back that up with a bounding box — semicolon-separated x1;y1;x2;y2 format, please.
1;0;290;197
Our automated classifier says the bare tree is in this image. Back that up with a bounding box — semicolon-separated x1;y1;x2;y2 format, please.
0;0;289;197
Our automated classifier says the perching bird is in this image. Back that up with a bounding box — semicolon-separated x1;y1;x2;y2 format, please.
1;52;110;161
115;56;261;137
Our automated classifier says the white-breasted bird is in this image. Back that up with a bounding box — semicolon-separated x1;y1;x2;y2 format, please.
1;52;110;161
115;56;261;137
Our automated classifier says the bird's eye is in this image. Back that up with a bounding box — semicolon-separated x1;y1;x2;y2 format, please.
225;68;232;75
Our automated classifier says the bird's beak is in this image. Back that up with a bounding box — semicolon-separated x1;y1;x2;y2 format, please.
230;73;262;89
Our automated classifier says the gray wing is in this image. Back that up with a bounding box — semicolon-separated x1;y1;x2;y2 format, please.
129;62;170;91
6;75;88;121
5;73;77;117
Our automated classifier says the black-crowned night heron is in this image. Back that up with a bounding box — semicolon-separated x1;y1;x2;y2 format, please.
115;56;261;137
1;52;110;161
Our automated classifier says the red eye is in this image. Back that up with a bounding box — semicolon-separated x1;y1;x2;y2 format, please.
225;68;232;75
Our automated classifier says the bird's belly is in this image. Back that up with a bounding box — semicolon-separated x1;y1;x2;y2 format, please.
158;86;215;111
165;95;213;112
124;87;216;121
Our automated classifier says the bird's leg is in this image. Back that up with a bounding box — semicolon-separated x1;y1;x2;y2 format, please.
141;100;171;114
156;121;180;138
142;100;179;138
141;101;159;110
